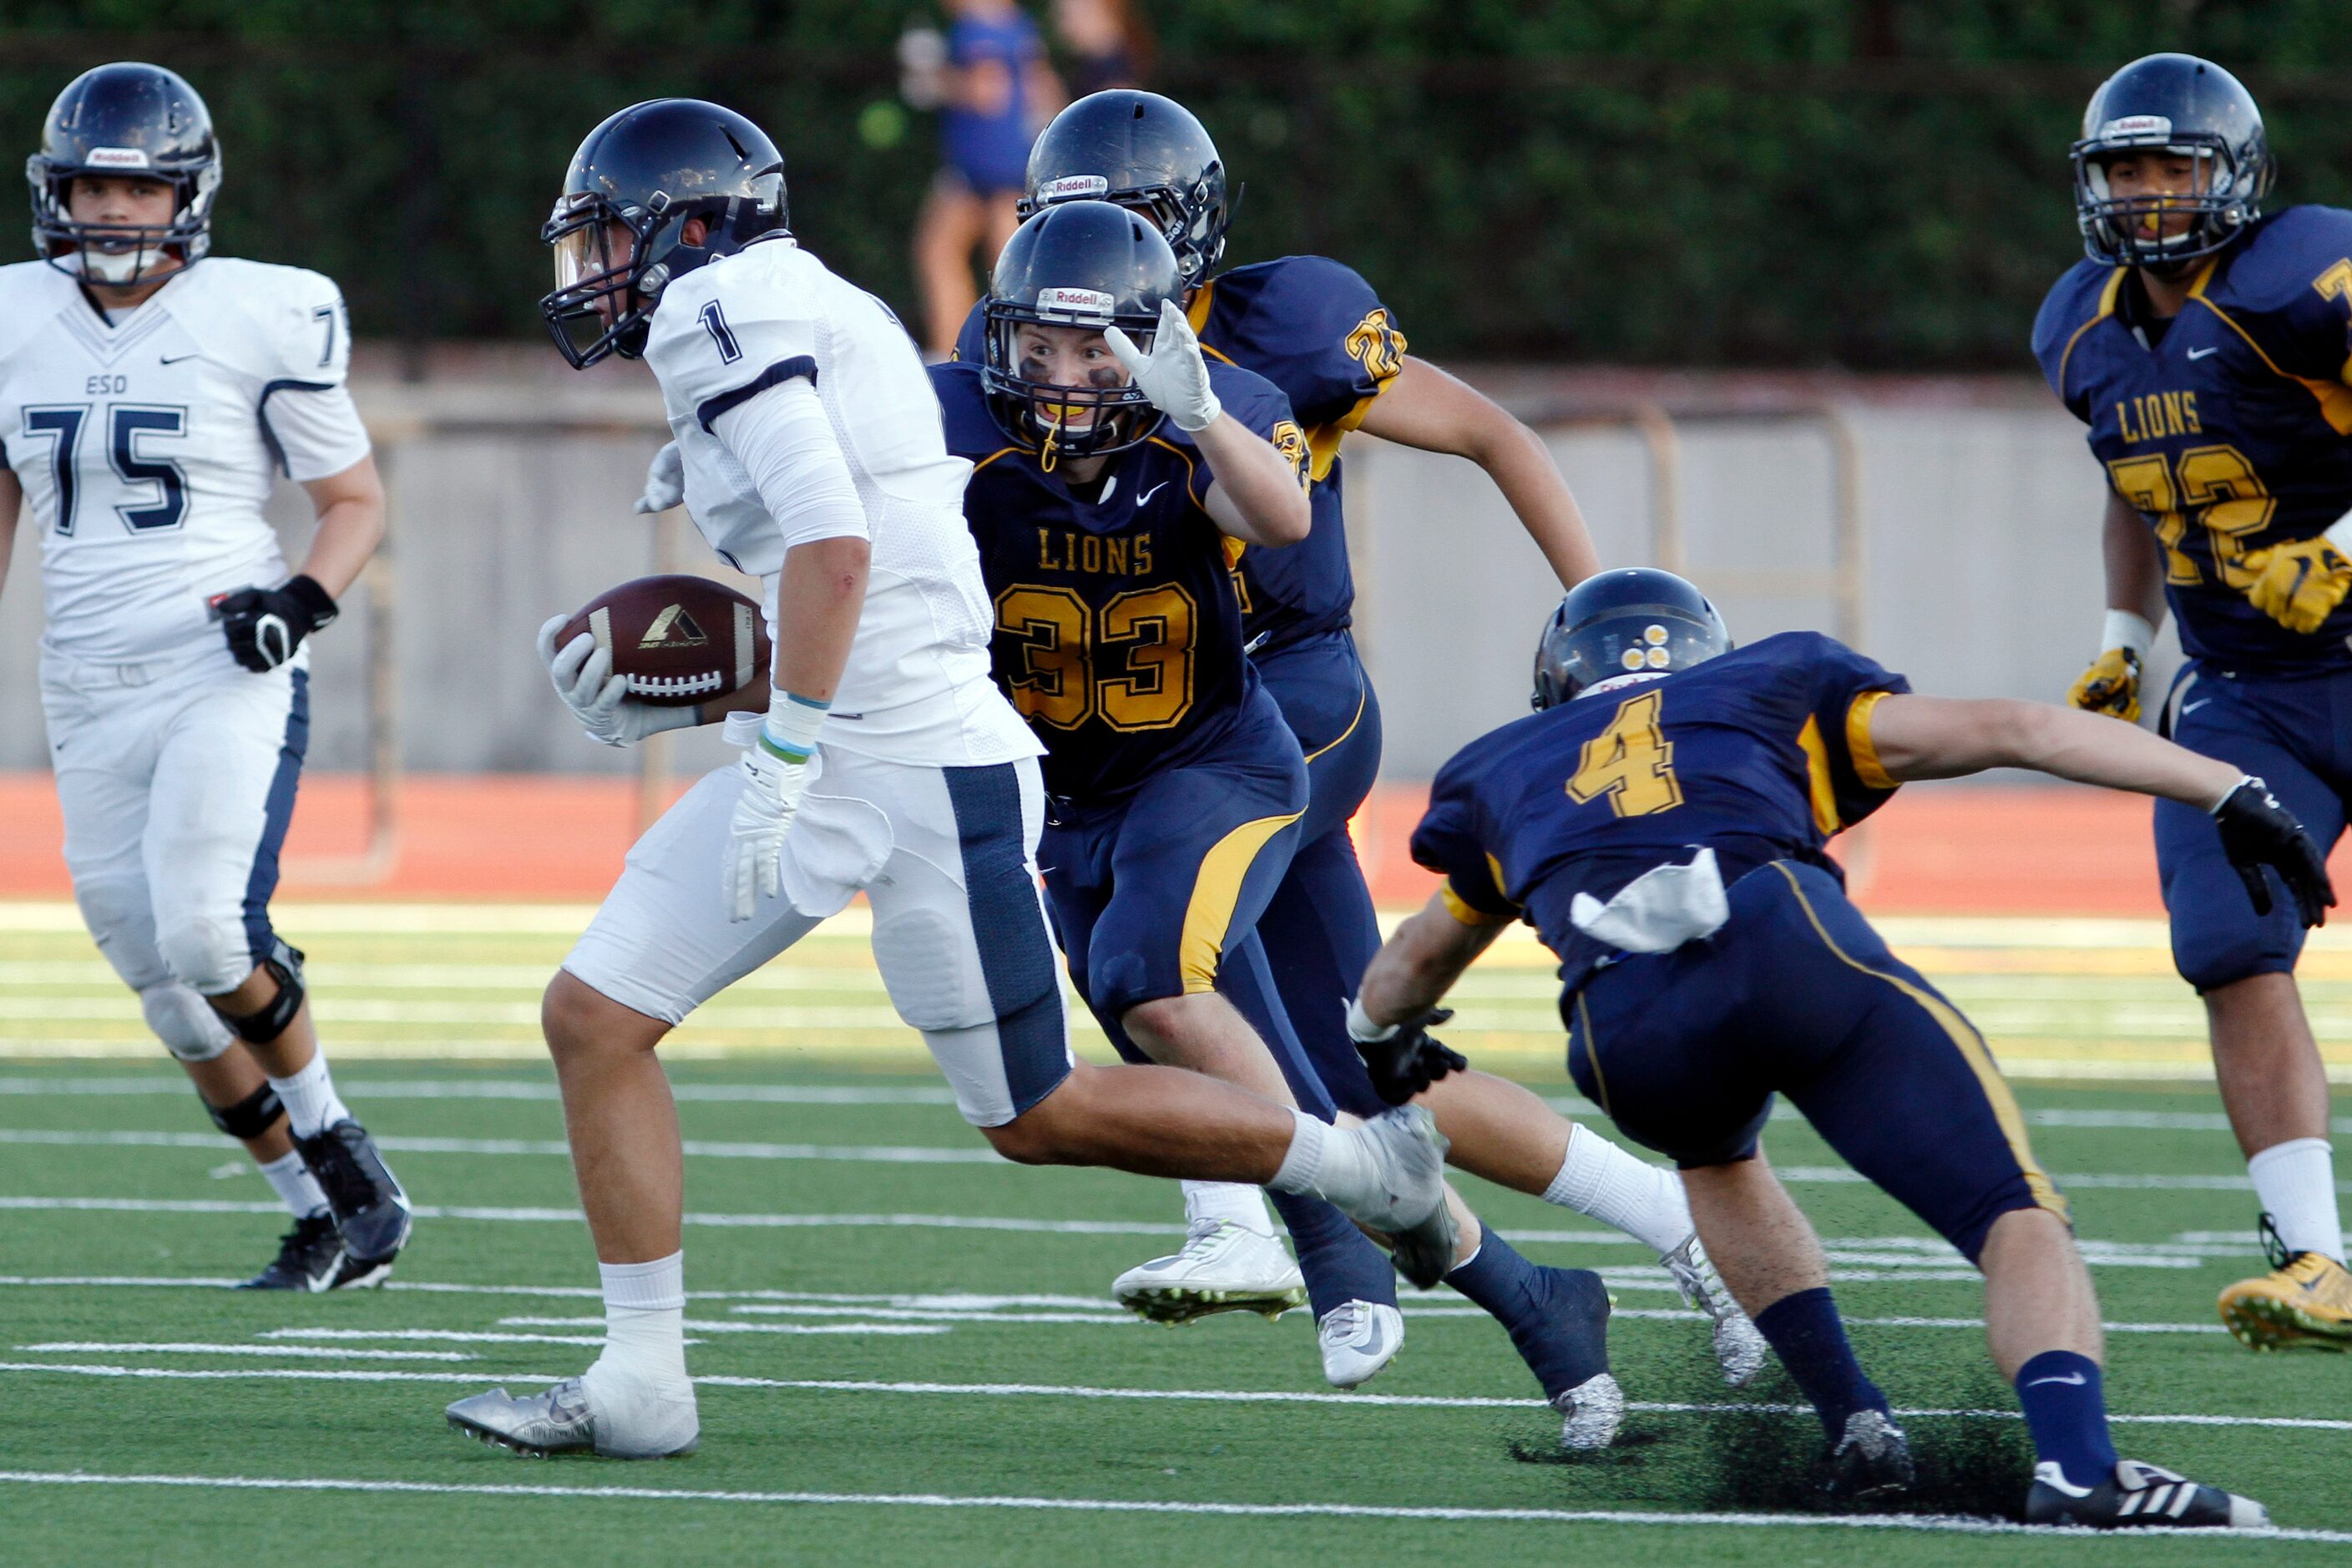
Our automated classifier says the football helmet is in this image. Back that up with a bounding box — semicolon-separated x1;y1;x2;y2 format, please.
541;99;788;369
28;62;220;286
1533;569;1732;710
1020;90;1229;286
981;200;1182;460
2073;53;2272;269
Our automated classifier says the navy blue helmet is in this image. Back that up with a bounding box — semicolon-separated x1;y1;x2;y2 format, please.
541;99;789;368
1020;91;1230;288
2073;53;2272;270
28;62;220;286
1532;569;1732;710
982;200;1182;461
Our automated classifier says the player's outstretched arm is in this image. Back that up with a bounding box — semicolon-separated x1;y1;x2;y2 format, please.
1107;300;1309;547
1356;357;1601;588
1348;895;1505;1100
1867;692;2334;924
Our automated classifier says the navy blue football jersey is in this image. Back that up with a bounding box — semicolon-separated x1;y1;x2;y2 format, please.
955;254;1405;655
1412;633;1909;985
930;359;1308;800
2033;205;2352;675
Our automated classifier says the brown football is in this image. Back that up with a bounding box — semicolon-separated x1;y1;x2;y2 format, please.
557;574;771;708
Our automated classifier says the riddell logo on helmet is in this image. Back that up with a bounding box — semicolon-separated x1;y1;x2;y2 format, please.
1038;286;1115;315
2099;114;2174;139
83;147;153;169
638;604;710;650
1039;175;1110;200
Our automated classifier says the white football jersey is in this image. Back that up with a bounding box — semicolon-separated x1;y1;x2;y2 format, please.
645;235;1037;767
0;257;372;668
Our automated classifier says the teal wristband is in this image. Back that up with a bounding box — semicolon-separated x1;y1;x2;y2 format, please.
761;690;830;764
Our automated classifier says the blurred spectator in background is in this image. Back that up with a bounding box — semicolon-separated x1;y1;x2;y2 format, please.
902;1;1064;357
1054;0;1154;97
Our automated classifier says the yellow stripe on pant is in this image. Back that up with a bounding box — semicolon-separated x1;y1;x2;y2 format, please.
1177;811;1305;993
1769;861;2068;1222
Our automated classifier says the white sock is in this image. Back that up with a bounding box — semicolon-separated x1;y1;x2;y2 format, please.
584;1252;690;1389
2249;1137;2345;1265
1267;1109;1329;1196
1544;1123;1696;1257
257;1149;330;1219
1182;1181;1277;1237
267;1052;352;1141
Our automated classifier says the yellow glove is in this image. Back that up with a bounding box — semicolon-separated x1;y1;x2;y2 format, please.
2241;536;2352;634
2068;646;2142;722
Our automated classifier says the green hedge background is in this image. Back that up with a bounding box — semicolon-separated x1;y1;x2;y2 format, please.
3;3;2348;369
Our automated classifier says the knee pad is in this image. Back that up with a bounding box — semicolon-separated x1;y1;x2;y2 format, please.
158;913;259;997
73;877;170;991
204;1082;286;1141
210;942;308;1044
2170;913;2297;994
141;984;235;1063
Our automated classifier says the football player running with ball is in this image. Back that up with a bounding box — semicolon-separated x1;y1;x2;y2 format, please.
0;63;407;1291
446;100;1456;1461
2039;53;2352;1347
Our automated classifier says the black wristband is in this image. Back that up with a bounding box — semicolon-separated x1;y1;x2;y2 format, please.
282;574;340;631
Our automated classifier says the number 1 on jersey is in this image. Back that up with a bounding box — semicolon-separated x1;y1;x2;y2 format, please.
699;301;742;363
1567;689;1682;817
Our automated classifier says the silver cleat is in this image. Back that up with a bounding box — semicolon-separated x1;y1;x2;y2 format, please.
445;1377;698;1459
1349;1105;1459;1289
1662;1232;1768;1387
1555;1370;1626;1450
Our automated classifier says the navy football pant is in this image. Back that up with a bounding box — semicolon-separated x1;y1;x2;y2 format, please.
2156;662;2352;992
1252;631;1388;1118
1565;859;2064;1262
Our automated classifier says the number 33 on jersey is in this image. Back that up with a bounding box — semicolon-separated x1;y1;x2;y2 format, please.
0;256;369;665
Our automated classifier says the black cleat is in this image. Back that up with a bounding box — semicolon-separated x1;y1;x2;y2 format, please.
1823;1409;1914;1505
2025;1459;2271;1530
234;1211;346;1292
296;1119;413;1274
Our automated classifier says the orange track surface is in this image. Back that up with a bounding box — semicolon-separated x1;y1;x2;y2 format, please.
4;770;2319;915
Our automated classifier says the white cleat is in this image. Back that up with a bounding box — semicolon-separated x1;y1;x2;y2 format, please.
1318;1300;1404;1389
1113;1220;1308;1325
445;1372;698;1459
1336;1105;1457;1289
1662;1232;1768;1388
1554;1371;1625;1450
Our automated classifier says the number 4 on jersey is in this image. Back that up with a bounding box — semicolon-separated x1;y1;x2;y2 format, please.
1568;689;1682;817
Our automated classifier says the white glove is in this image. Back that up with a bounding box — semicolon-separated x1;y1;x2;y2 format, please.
633;442;685;515
536;615;698;748
722;740;811;922
1105;298;1222;432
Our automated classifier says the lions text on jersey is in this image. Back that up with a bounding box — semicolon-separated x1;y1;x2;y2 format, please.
644;234;1038;768
0;257;369;670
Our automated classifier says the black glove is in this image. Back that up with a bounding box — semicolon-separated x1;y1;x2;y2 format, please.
1353;1005;1469;1106
219;574;337;673
2213;775;2335;928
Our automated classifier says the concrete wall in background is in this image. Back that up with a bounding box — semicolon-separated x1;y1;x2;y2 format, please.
0;364;2166;781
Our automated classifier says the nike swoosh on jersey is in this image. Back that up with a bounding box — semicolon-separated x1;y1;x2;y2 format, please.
2187;346;2221;361
2181;700;2213;716
160;352;201;364
1136;481;1169;507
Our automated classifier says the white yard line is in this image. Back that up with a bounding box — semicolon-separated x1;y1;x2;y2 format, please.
15;1341;474;1362
5;1128;2336;1191
264;1329;616;1347
0;1075;959;1105
1;1360;2335;1435
0;1467;2341;1541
